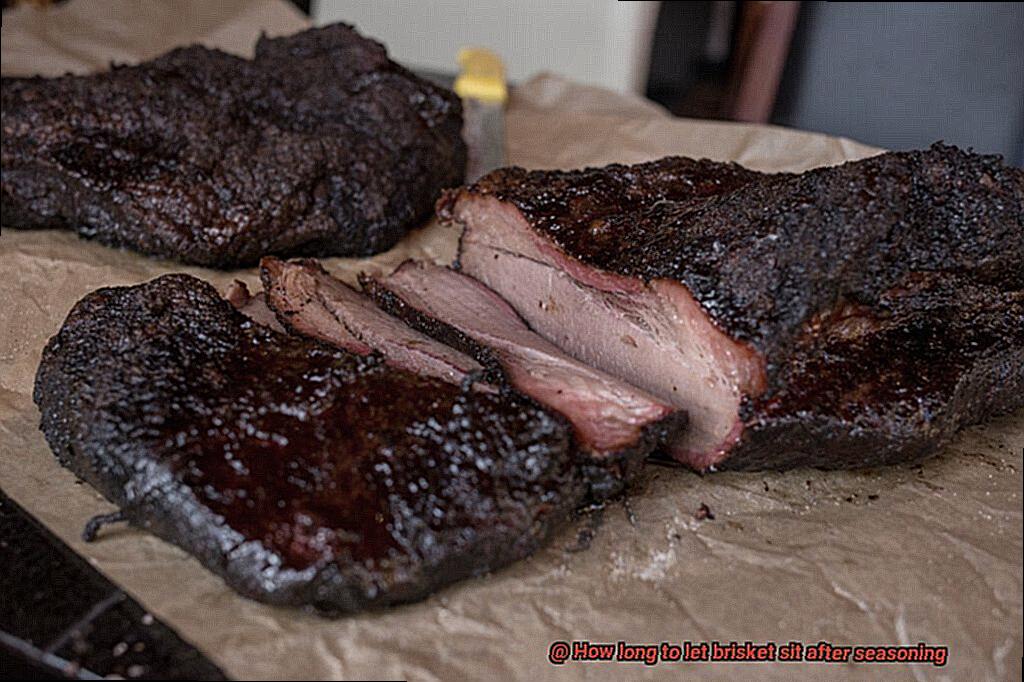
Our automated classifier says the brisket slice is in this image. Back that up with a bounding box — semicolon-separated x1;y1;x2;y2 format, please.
33;275;578;613
224;280;286;333
360;260;685;496
2;24;466;267
259;257;489;389
446;144;1024;469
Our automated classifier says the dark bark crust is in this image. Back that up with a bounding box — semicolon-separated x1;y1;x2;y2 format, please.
34;275;579;614
445;144;1022;354
3;24;466;268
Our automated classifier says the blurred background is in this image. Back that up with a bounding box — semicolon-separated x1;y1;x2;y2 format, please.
309;0;1023;165
3;0;1022;164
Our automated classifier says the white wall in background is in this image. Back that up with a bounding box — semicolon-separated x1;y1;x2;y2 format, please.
311;0;659;94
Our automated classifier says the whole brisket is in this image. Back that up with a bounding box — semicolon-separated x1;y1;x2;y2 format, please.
33;275;578;613
446;144;1024;469
2;24;466;267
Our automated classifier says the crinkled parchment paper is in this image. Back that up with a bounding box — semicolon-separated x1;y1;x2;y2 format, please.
1;2;1021;679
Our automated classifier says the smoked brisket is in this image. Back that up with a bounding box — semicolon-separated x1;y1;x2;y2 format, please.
446;144;1024;469
33;275;577;613
2;24;466;267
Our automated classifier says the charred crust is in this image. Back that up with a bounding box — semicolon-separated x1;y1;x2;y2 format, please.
2;24;467;268
33;274;581;613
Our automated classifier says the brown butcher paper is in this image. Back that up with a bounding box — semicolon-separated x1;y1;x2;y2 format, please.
1;1;1020;680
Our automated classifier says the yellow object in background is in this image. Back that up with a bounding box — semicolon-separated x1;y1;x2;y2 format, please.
454;47;508;105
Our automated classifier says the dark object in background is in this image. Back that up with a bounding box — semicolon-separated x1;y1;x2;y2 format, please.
723;0;800;122
774;2;1024;165
33;274;581;613
444;144;1024;470
1;24;466;268
647;0;799;124
0;489;225;680
645;1;715;111
648;2;1023;165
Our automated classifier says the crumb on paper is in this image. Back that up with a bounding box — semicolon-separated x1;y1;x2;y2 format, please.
695;502;715;521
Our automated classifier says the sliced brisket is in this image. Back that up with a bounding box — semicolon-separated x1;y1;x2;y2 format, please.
361;260;685;494
33;275;577;613
2;24;466;267
259;257;488;388
224;280;286;333
445;144;1024;469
